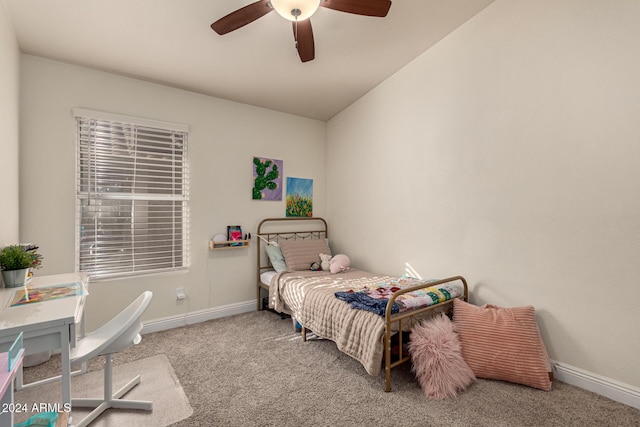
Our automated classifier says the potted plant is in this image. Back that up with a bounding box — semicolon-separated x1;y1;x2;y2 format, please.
0;244;43;288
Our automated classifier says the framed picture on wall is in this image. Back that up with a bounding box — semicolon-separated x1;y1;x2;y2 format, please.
286;177;313;217
252;157;283;200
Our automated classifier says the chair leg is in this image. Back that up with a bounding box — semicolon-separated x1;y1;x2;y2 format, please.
72;398;105;408
71;354;152;426
73;402;110;427
110;375;152;410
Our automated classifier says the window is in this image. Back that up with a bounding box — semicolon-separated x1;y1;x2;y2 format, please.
74;109;189;280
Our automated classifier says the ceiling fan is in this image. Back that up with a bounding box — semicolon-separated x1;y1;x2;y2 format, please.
211;0;392;63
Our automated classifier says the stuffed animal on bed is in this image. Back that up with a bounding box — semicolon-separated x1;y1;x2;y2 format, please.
329;254;350;274
319;253;332;271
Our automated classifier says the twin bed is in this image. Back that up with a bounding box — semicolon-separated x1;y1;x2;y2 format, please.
256;217;468;392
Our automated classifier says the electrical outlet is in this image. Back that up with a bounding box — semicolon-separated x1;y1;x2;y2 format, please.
176;287;186;300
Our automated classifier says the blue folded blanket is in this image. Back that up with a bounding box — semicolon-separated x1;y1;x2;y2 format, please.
335;291;400;316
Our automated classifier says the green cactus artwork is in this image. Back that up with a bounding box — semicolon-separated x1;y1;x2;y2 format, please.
252;157;283;200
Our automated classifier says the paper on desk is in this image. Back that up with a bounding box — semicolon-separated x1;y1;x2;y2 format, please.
10;282;85;307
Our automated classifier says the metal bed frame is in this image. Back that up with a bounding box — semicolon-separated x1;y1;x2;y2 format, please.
256;217;468;392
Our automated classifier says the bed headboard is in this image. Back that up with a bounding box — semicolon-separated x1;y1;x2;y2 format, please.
256;217;329;278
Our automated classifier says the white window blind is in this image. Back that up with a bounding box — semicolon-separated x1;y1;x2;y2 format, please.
74;109;189;280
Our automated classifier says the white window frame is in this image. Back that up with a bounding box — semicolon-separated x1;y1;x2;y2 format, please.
73;108;189;280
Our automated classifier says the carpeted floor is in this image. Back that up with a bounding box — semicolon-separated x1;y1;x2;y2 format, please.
21;310;640;426
15;354;192;426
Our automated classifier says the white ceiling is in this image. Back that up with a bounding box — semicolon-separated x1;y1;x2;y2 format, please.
3;0;494;121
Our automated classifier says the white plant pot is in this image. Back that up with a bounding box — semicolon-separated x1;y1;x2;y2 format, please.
1;268;29;288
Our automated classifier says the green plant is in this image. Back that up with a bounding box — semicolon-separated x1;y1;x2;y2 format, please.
252;157;280;200
0;245;43;271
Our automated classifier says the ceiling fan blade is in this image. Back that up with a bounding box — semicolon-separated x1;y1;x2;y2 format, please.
320;0;391;17
293;19;315;63
211;0;273;35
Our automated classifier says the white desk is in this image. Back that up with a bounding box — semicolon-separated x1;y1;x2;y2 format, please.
0;272;88;408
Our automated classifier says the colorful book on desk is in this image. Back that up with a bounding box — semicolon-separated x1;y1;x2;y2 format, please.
10;282;85;307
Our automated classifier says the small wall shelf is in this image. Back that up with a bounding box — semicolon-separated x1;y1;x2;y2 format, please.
209;239;250;250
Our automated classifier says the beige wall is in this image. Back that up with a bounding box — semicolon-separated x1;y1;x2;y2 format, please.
19;55;326;330
326;0;640;388
0;1;19;247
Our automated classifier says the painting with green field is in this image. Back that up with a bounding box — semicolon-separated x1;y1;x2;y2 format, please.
286;177;313;217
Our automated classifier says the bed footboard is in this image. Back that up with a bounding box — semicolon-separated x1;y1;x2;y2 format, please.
383;275;468;392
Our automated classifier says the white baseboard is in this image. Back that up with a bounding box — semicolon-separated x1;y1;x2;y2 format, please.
142;306;639;411
141;299;257;334
552;360;640;410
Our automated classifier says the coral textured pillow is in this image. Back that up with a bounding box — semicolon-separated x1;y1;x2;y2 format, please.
279;239;331;272
453;299;552;391
409;314;475;399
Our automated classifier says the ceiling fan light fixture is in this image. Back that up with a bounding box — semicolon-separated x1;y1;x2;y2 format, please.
270;0;320;21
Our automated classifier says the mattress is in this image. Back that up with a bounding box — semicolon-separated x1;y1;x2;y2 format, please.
260;270;277;286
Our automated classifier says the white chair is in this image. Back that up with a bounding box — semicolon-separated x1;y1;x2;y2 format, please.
69;291;153;427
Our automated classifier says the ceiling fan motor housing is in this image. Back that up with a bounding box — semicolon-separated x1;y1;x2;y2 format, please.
271;0;321;21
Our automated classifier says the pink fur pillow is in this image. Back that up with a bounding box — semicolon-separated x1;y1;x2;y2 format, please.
409;314;476;399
